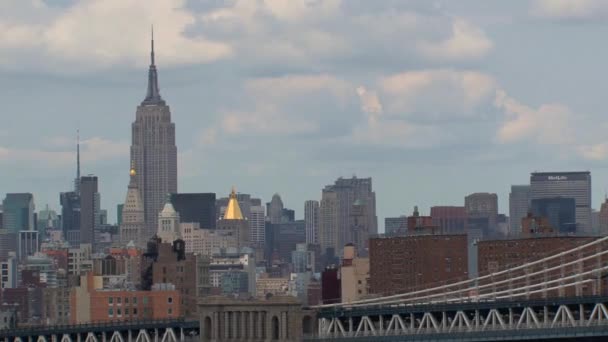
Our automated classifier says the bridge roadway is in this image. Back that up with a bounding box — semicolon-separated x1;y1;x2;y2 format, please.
0;319;200;342
309;295;608;341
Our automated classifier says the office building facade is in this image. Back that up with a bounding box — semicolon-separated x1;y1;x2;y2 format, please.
530;172;592;233
304;200;320;244
2;193;35;233
509;185;531;235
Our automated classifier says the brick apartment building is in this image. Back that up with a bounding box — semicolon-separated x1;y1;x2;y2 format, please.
70;272;179;324
369;234;468;295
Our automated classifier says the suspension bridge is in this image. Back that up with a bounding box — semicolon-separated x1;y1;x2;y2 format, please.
309;234;608;341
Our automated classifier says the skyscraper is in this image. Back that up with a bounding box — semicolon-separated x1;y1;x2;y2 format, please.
267;194;284;224
120;166;146;247
130;30;177;239
79;176;99;245
2;193;35;233
318;177;377;256
509;185;531;235
304;200;319;244
530;172;592;233
465;193;498;237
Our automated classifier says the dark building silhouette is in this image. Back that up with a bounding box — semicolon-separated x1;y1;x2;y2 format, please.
170;193;216;229
60;191;80;245
265;220;306;263
79;176;98;245
531;197;577;234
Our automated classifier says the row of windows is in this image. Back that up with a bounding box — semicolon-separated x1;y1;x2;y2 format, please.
108;297;139;305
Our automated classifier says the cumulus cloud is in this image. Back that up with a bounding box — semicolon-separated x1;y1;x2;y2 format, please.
379;70;497;122
578;143;608;161
417;19;493;60
494;89;573;145
213;74;355;137
531;0;608;21
0;0;231;71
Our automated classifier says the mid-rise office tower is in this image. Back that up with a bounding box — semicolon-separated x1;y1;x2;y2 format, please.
530;172;591;233
120;166;146;247
304;200;320;244
130;30;177;238
79;176;99;245
509;185;531;235
319;177;377;256
2;193;35;233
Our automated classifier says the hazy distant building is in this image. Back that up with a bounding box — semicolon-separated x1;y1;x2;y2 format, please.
530;172;591;233
18;230;38;261
384;216;407;235
60;191;80;244
267;194;285;224
465;193;499;238
319;190;339;256
266;220;306;263
509;185;531;235
304;200;320;244
79;176;99;245
170;193;216;229
2;193;35;233
430;206;466;234
120;166;146;247
318;177;377;256
130;33;178;239
600;198;608;235
340;244;369;303
531;197;576;234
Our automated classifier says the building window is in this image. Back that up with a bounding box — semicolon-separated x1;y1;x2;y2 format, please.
117;308;122;316
125;308;129;315
133;297;137;304
133;308;138;315
168;297;173;304
108;297;113;304
117;297;122;304
168;308;173;315
143;297;149;305
108;308;113;316
125;297;129;304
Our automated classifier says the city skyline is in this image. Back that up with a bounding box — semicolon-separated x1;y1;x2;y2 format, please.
3;1;608;230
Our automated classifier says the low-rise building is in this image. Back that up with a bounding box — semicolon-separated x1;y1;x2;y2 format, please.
369;234;468;295
340;244;369;303
70;272;180;324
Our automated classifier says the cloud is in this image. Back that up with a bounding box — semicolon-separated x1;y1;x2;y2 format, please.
0;137;127;167
578;143;608;161
0;0;232;71
417;19;493;60
494;89;574;145
216;74;355;137
379;70;497;122
531;0;608;21
356;86;383;117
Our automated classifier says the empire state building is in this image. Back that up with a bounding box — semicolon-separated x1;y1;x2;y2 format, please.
130;30;177;237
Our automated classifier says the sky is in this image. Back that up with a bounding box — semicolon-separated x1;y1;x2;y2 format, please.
2;0;608;231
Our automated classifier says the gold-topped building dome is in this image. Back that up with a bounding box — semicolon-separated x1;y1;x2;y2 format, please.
224;186;244;220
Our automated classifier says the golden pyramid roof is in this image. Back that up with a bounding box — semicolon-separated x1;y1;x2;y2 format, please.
224;186;244;220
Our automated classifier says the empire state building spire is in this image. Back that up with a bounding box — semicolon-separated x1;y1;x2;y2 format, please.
142;25;164;105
